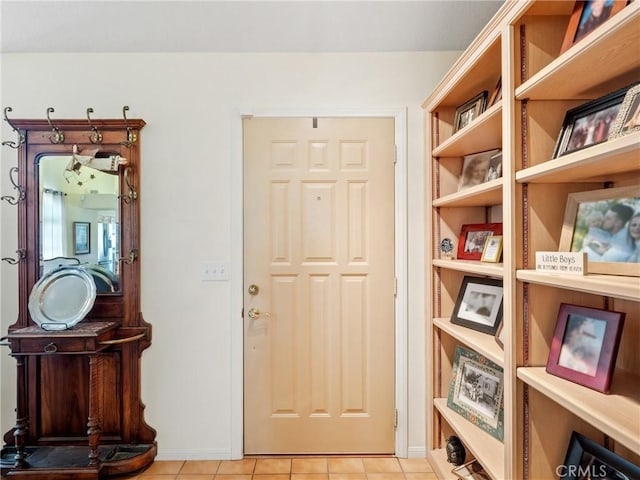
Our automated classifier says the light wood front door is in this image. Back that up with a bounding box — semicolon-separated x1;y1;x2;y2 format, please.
243;117;395;454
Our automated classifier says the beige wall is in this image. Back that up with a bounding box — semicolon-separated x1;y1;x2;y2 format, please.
0;51;459;459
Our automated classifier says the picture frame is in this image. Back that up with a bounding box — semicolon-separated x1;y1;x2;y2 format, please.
451;460;491;480
458;149;502;191
451;276;503;336
453;91;488;133
552;86;629;158
487;77;502;107
481;235;503;263
447;346;504;441
73;221;90;255
546;303;625;393
560;431;640;480
494;321;505;350
608;83;640;139
559;185;640;276
457;223;503;261
560;0;627;54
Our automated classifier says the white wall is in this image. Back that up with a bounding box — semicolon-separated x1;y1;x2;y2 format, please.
0;51;459;459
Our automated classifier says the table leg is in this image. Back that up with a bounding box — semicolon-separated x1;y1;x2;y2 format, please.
13;355;29;468
87;353;103;467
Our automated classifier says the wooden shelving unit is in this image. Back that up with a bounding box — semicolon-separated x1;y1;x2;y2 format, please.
424;1;640;479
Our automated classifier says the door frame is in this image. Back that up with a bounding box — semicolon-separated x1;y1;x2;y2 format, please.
230;108;408;459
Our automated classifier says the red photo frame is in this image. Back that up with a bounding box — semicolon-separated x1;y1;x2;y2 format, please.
560;0;627;54
457;223;503;261
546;303;625;394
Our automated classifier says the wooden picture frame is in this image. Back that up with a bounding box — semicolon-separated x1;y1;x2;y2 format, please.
481;235;503;263
560;0;627;54
453;91;488;133
447;346;504;441
487;77;502;107
73;221;90;255
457;223;503;261
458;149;502;191
608;83;640;139
561;431;640;479
451;276;503;336
552;86;628;158
546;303;625;393
559;185;640;276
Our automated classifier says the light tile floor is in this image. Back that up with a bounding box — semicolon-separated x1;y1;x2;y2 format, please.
118;457;438;480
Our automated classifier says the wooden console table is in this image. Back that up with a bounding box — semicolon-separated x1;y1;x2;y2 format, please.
6;322;119;478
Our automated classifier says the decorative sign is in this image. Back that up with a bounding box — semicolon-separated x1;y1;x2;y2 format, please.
535;251;586;275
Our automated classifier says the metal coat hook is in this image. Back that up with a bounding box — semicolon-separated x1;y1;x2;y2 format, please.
1;167;25;205
118;248;138;265
46;107;65;144
2;249;26;265
86;108;103;144
121;166;138;203
120;106;137;147
2;107;25;149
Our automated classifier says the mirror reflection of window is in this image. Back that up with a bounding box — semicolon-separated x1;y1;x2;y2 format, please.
39;155;121;293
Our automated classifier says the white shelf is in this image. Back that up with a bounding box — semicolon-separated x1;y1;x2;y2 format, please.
433;179;502;208
433;318;504;367
516;2;640;101
516;269;640;302
516;132;640;184
434;398;504;480
432;103;502;158
433;259;504;278
517;367;640;453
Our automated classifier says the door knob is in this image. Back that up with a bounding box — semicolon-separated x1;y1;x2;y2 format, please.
248;307;270;319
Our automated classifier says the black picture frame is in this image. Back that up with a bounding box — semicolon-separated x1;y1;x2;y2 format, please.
73;221;90;255
560;431;640;479
552;86;629;158
453;91;488;133
451;276;503;336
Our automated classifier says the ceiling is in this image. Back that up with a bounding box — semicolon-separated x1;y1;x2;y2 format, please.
1;1;504;53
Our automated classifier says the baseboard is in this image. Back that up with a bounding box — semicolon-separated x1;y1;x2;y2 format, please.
406;446;427;458
155;448;233;461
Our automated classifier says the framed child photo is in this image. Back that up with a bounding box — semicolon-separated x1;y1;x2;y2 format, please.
560;0;627;54
608;83;640;139
457;223;503;261
546;303;625;393
451;276;503;336
447;346;504;442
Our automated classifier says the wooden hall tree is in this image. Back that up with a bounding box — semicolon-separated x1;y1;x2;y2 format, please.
1;116;156;479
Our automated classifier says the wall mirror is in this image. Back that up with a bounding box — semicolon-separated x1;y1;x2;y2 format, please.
39;154;121;293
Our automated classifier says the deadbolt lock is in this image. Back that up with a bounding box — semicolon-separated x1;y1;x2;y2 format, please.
248;284;259;296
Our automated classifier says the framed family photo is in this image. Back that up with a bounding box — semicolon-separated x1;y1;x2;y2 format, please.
451;276;503;335
561;431;640;480
546;303;625;393
447;346;504;441
559;185;640;276
552;86;629;158
453;91;488;133
73;221;90;255
560;0;627;54
457;223;503;261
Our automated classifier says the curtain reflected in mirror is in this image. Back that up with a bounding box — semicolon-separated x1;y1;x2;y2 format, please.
39;155;121;293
